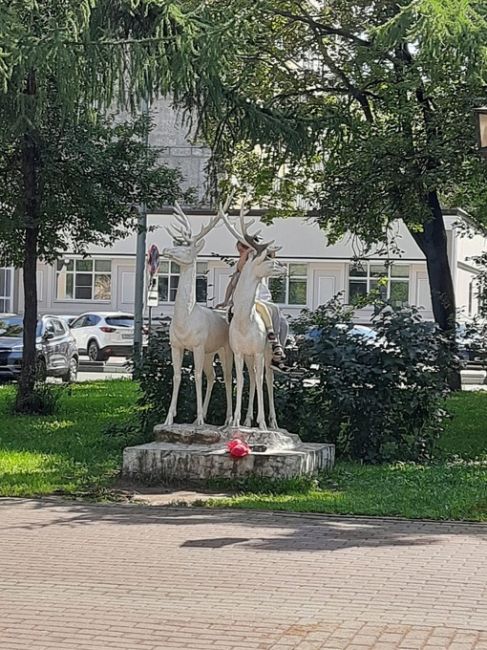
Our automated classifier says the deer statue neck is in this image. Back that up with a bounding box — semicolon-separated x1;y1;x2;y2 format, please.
173;262;197;322
233;265;261;319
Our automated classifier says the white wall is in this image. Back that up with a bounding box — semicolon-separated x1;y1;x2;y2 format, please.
87;213;428;261
15;213;483;327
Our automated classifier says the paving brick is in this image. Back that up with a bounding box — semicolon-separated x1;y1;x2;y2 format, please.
1;499;487;649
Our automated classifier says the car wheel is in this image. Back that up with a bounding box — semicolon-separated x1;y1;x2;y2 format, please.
87;340;104;362
62;357;78;383
36;357;47;382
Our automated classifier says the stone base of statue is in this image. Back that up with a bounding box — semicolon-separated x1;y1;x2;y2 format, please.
122;423;334;485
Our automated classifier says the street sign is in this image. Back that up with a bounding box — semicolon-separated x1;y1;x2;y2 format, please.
147;275;159;308
147;244;160;277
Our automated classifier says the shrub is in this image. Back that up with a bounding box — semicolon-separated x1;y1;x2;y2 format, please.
11;382;65;415
460;317;487;369
135;324;232;433
279;299;458;463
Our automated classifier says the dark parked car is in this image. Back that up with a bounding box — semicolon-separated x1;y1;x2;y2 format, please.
0;315;79;382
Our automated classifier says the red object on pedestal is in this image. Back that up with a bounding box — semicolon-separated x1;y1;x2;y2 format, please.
227;438;251;458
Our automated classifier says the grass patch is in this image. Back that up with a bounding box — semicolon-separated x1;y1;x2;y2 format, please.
209;391;487;521
209;460;487;521
439;390;487;458
0;382;485;521
0;380;141;497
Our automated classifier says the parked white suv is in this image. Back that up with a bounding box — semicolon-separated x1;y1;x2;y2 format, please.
69;312;146;361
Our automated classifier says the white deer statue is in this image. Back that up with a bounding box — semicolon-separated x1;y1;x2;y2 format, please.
220;208;286;430
162;203;233;427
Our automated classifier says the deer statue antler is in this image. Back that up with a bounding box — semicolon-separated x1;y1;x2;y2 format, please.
193;212;222;243
238;199;274;255
218;202;247;246
167;200;229;245
173;202;192;236
219;196;275;254
166;202;193;244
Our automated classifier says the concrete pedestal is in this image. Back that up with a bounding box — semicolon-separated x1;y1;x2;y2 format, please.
122;424;335;485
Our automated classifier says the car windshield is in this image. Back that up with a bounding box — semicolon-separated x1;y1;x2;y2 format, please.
105;316;134;328
0;316;42;337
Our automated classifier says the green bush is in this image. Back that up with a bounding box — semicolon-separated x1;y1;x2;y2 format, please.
11;382;65;415
278;300;458;463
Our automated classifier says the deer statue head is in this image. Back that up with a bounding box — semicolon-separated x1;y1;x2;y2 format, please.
162;199;230;268
219;201;286;281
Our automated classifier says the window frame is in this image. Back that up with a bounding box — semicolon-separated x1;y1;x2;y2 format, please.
157;260;209;305
157;260;181;304
347;262;410;306
0;267;14;313
55;258;112;302
195;261;209;304
269;262;308;307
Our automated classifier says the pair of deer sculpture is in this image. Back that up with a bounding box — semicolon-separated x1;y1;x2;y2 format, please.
162;200;286;431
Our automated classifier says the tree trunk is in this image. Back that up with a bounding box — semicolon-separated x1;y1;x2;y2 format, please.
16;225;39;411
411;191;461;390
15;70;41;411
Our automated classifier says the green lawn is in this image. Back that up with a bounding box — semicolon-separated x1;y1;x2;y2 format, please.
210;390;487;521
0;381;139;497
0;381;486;520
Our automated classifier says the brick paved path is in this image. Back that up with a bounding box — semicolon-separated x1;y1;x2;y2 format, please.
1;499;487;650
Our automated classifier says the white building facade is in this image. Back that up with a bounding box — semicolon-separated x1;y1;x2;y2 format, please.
6;207;486;325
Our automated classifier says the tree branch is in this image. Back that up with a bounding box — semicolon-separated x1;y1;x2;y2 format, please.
273;8;372;48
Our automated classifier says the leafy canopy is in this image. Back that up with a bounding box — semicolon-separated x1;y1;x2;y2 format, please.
204;0;487;243
0;106;191;265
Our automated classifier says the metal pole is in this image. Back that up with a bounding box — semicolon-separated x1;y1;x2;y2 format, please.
133;96;149;370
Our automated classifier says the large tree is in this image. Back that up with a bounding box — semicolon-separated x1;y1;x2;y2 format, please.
0;98;190;410
0;0;234;410
198;1;487;348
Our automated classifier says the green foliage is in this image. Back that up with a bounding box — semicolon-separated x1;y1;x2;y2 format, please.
0;108;190;265
461;316;487;370
137;301;458;463
135;324;231;432
9;382;64;416
471;252;487;318
215;0;487;232
276;299;458;463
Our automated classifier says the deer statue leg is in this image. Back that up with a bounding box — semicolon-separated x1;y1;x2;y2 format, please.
193;345;206;426
164;345;184;426
244;354;255;427
233;352;245;427
202;353;215;421
265;365;278;430
254;353;267;430
219;345;234;427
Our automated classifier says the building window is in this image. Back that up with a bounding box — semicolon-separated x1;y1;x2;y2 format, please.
158;261;180;302
56;258;112;301
0;268;12;313
269;263;308;306
348;262;409;306
196;262;208;303
158;261;208;303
